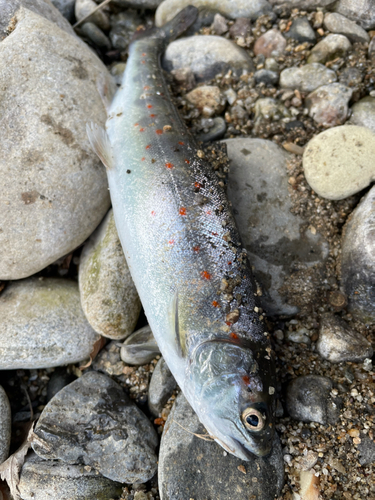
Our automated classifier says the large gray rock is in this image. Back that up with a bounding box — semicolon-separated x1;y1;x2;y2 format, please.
225;138;329;316
155;0;273;27
324;12;369;44
349;96;375;132
280;63;337;92
334;0;375;30
0;386;11;465
0;278;100;369
0;0;75;39
159;393;284;500
163;35;254;82
19;453;123;500
79;209;141;340
0;8;113;280
32;371;159;484
341;185;375;323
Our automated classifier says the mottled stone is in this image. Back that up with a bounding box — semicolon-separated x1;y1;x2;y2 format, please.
324;12;369;44
280;63;337;92
148;358;177;417
32;371;159;483
0;278;100;369
349;96;375;132
306;83;352;127
229;17;251;39
254;29;287;57
284;17;316;43
159;393;284;500
334;0;375;31
120;325;160;365
186;85;225;117
286;375;342;424
303;125;375;200
79;209;141;340
0;386;11;465
308;34;351;64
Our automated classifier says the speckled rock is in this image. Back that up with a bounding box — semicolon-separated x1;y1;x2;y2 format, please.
159;393;284;500
0;386;11;465
0;8;113;280
254;97;290;124
317;313;373;362
357;434;375;466
308;34;351;64
280;63;337;92
334;0;375;30
19;453;123;500
79;209;141;340
324;12;369;44
284;17;316;43
341;185;375;322
155;0;273;27
163;35;254;82
225;138;329;316
349;96;375;132
148;358;177;417
75;0;110;30
303;125;375;200
185;85;225;117
305;83;352;127
286;375;343;425
253;29;287;57
120;325;160;365
50;0;75;22
0;278;100;369
0;0;75;38
32;371;159;483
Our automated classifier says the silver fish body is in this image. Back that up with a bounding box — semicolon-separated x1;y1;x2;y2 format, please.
88;6;276;459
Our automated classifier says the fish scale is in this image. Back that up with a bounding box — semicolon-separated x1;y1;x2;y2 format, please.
87;5;276;460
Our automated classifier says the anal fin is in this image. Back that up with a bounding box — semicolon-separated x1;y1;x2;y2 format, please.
86;122;114;170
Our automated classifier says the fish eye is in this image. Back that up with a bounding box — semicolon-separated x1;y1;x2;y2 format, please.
242;408;265;432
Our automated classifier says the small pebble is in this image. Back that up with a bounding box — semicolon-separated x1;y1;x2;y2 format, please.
120;325;160;365
284;17;316;43
186;85;225;117
253;29;287;57
305;82;352;127
75;0;110;31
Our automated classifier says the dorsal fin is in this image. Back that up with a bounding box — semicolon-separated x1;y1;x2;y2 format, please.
86;122;114;170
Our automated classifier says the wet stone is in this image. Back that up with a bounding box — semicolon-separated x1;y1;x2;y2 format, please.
110;62;126;85
93;340;125;377
80;22;112;51
121;325;161;366
158;393;284;500
18;452;123;500
148;358;177;417
32;371;159;484
0;385;11;465
307;34;351;64
369;36;375;56
286;375;343;425
349;96;375;132
317;313;373;363
253;29;287;57
303;125;375;200
341;185;375;322
280;63;337;92
334;0;375;31
324;12;369;44
305;82;352;127
284;17;316;43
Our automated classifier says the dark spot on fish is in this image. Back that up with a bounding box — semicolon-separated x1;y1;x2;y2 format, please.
126;170;131;174
152;159;156;163
21;190;39;205
117;112;123;116
257;192;267;202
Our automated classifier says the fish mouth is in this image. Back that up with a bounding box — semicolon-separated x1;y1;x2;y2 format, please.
232;436;273;460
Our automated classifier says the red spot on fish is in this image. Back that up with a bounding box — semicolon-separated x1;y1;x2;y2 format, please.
139;128;145;132
147;104;153;109
206;210;212;215
230;332;239;340
165;162;174;169
212;232;218;236
141;157;145;161
193;246;200;252
146;144;151;150
195;182;202;189
185;159;190;164
242;375;250;385
225;321;232;326
201;270;211;280
141;60;145;64
179;207;186;216
212;301;219;308
168;239;175;245
150;114;156;118
156;129;163;135
134;123;139;127
142;53;146;56
144;86;150;90
151;211;156;216
228;261;232;265
179;141;184;145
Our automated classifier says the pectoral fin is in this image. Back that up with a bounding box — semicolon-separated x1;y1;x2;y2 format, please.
86;122;114;170
168;290;186;358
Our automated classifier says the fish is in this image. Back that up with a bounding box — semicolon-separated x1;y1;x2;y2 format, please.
87;5;276;460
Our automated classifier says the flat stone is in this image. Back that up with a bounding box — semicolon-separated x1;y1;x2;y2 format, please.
334;0;375;31
0;0;75;38
225;138;329;316
0;386;11;465
341;185;375;322
19;453;123;500
158;393;284;500
305;82;352;127
349;96;375;132
32;371;159;483
155;0;273;27
79;209;141;340
308;34;351;64
286;375;342;425
0;278;100;369
75;0;110;31
302;125;375;200
0;8;113;280
253;29;287;57
284;17;316;43
317;313;373;362
280;63;337;92
120;325;161;366
163;35;254;82
185;85;225;117
148;358;177;417
324;12;369;44
50;0;75;22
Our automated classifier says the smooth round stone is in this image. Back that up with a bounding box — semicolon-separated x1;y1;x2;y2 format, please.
305;83;352;127
280;63;337;92
349;96;375;132
334;0;375;30
284;17;316;43
253;29;287;57
80;22;112;51
0;0;75;38
341;185;375;322
155;0;273;27
75;0;110;31
324;12;369;44
286;375;342;425
225;138;329;316
196;116;226;142
19;453;123;500
303;125;375;200
0;386;11;465
148;358;177;417
163;35;254;82
32;371;159;484
50;0;75;22
0;278;100;369
120;325;160;365
0;8;113;280
308;34;351;64
317;313;373;362
185;85;225;117
158;393;284;500
79;209;141;340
